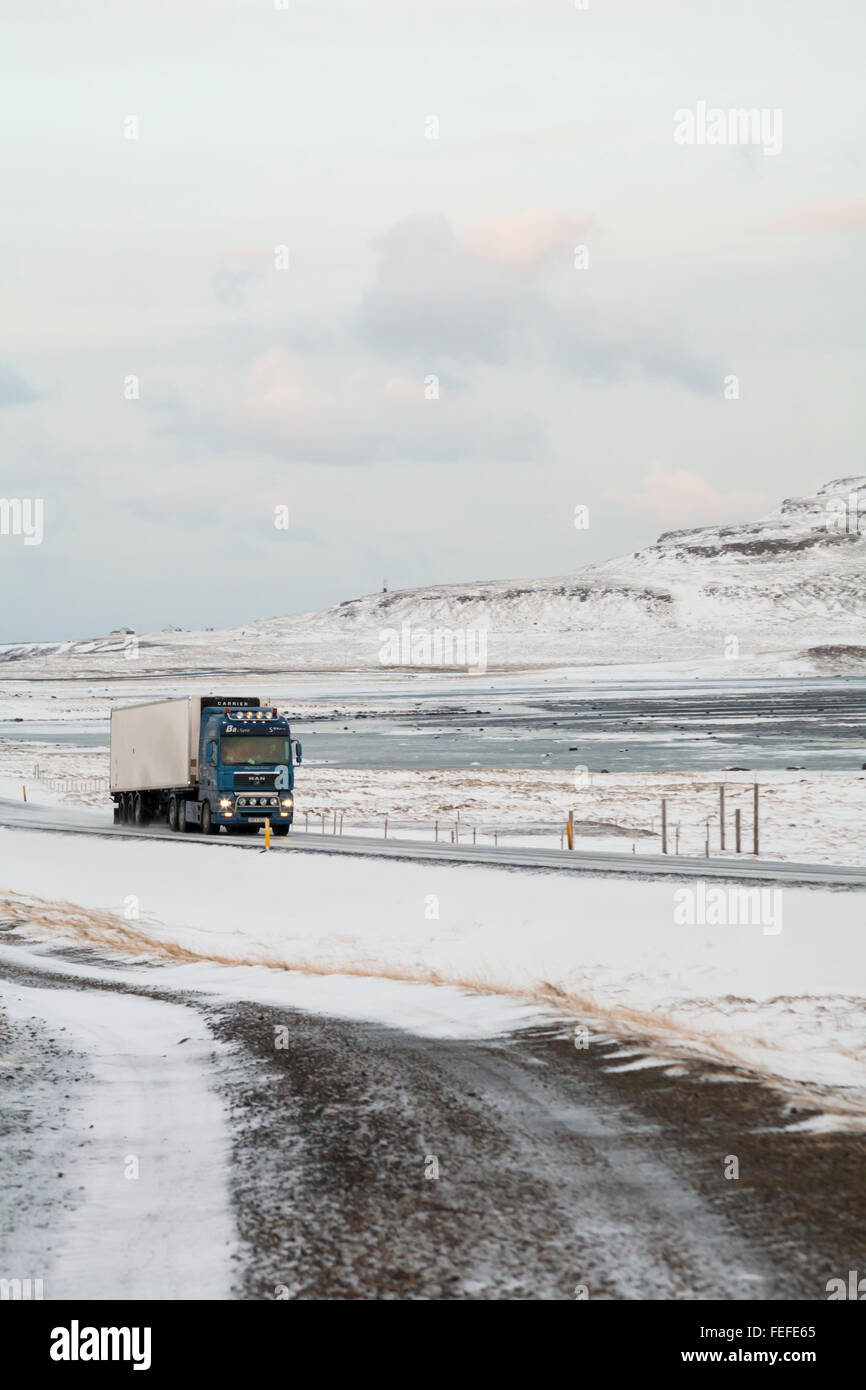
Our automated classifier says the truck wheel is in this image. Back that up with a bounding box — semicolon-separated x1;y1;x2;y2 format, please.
133;793;145;826
272;825;290;836
114;800;123;825
201;802;216;835
124;792;135;824
168;796;179;832
178;799;189;832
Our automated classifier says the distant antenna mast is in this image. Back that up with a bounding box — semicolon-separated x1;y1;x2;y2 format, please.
382;578;388;592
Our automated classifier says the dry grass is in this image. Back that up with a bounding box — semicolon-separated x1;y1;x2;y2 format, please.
2;889;863;1124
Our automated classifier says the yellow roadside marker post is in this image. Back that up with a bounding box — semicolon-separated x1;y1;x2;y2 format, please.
265;821;271;849
566;811;574;850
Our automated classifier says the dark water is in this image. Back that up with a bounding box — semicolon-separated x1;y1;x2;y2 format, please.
0;724;108;747
300;679;866;772
3;681;865;772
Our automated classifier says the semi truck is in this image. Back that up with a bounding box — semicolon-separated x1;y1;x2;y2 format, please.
110;696;302;836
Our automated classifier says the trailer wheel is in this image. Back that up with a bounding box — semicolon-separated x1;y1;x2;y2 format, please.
124;792;135;824
168;796;179;832
201;801;215;835
114;800;123;825
133;792;146;826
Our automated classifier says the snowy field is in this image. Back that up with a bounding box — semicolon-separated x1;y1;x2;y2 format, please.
1;829;864;1128
2;739;863;865
1;480;864;682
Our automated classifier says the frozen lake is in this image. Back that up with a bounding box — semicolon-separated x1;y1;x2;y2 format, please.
2;679;864;772
298;679;866;772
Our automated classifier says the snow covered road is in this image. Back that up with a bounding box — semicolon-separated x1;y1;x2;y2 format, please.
0;971;235;1299
1;941;863;1300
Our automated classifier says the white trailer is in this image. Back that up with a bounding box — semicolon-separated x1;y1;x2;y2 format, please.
110;694;297;835
110;697;203;794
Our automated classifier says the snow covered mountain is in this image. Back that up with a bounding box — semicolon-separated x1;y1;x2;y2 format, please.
2;478;865;679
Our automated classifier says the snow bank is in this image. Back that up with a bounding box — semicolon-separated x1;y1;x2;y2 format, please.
1;828;864;1124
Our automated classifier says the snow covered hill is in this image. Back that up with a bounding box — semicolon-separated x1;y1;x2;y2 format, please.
2;478;865;679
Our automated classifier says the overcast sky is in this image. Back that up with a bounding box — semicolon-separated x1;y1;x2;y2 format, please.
1;0;864;641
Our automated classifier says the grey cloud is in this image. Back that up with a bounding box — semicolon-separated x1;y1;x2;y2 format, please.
0;363;41;405
357;214;719;392
212;268;265;309
162;371;543;467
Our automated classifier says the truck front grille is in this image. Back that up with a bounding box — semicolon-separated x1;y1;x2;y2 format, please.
233;772;280;790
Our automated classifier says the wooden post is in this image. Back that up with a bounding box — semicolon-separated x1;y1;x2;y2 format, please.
753;783;759;856
321;813;326;834
494;831;498;847
332;810;336;834
384;816;388;839
661;798;667;854
705;820;710;857
735;808;741;853
435;819;439;842
675;824;680;855
719;785;725;851
339;812;344;835
305;811;309;832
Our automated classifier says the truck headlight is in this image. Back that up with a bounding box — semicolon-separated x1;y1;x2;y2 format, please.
281;796;293;807
219;798;232;809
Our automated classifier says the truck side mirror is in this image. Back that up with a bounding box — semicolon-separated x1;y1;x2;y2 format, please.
294;740;302;765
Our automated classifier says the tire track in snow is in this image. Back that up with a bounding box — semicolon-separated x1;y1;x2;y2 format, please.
0;977;235;1299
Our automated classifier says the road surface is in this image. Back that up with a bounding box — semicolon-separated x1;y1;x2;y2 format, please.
0;799;863;889
1;938;863;1300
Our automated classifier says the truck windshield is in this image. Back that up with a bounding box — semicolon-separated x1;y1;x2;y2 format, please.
220;736;290;766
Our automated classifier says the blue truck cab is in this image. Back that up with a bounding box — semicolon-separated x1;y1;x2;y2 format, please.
111;694;302;835
198;700;301;835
